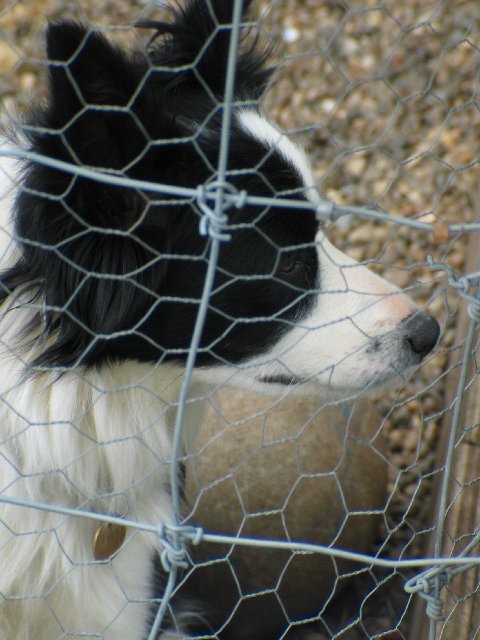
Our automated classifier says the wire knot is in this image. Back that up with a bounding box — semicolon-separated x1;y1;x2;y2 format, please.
426;255;468;292
425;592;446;621
156;523;203;573
315;198;336;222
427;256;480;321
404;567;451;622
196;181;247;241
467;294;480;323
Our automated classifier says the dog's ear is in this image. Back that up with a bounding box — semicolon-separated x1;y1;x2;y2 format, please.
43;21;146;170
137;0;274;101
3;23;177;368
46;21;133;110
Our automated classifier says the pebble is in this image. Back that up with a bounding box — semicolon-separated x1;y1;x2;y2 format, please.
0;40;19;75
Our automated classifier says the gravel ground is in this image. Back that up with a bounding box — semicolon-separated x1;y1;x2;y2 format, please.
1;1;479;638
261;0;479;570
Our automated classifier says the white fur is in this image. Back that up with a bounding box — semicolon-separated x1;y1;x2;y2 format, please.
0;339;205;638
0;141;19;261
237;109;321;203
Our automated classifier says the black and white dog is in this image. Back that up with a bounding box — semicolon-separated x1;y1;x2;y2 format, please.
0;1;439;638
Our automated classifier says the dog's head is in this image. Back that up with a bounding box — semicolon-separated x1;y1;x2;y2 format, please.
1;0;439;397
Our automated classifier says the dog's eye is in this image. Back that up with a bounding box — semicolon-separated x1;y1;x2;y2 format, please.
278;254;316;284
279;259;302;275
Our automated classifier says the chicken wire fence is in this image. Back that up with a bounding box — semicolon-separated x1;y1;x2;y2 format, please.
0;1;479;639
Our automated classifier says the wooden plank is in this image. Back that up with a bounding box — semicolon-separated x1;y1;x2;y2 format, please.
411;231;480;639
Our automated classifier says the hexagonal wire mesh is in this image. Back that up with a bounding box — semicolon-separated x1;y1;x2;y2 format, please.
0;0;479;639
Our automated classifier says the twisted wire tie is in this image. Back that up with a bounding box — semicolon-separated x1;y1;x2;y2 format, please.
427;256;480;323
426;256;468;291
157;523;203;573
197;182;247;242
405;568;451;622
467;294;480;323
315;199;336;222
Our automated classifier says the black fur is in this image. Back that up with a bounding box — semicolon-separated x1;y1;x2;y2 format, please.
1;0;318;371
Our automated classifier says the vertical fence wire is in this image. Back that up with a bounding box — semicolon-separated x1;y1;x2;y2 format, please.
430;281;480;640
147;2;245;636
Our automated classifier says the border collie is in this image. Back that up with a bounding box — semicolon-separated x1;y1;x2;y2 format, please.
0;0;439;638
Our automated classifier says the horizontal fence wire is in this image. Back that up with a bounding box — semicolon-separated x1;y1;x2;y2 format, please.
3;147;480;234
2;493;480;572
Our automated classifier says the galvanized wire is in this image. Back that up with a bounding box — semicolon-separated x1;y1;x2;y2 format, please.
1;2;480;640
2;494;480;572
2;147;480;234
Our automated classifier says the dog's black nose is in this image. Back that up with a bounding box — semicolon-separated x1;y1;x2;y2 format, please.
403;312;440;359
